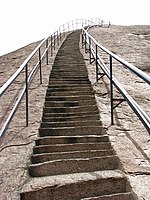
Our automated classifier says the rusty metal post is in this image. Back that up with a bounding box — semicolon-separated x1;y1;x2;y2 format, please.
46;39;48;65
81;30;84;48
39;48;42;84
110;55;114;125
84;32;86;52
25;64;28;127
51;35;53;56
89;37;92;64
57;30;59;46
54;32;56;50
96;44;98;82
59;27;61;42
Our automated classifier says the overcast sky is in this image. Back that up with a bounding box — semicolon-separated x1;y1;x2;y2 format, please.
0;0;149;56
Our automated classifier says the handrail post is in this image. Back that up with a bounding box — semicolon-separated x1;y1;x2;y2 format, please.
59;27;61;42
96;44;98;82
89;37;92;64
81;30;84;48
54;32;56;50
51;35;53;56
39;48;42;84
46;39;48;65
58;30;59;44
63;24;65;36
25;64;28;127
110;55;114;125
57;30;59;46
84;33;87;53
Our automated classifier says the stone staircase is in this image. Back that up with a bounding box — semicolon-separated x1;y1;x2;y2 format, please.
20;30;137;199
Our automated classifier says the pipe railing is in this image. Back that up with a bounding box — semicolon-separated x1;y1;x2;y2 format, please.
59;18;107;33
0;18;105;137
82;27;150;134
0;31;61;137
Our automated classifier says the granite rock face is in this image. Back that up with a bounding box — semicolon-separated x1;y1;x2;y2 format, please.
85;25;150;199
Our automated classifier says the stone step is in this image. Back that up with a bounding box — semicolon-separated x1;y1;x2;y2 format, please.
52;65;87;69
39;126;105;137
42;110;99;118
49;77;89;81
46;86;93;92
42;114;100;122
20;170;129;200
31;149;115;164
43;105;98;113
51;71;87;75
52;65;86;68
33;142;112;154
52;66;86;68
51;66;87;70
28;156;119;177
49;80;91;84
44;100;96;107
46;90;95;96
53;61;85;65
52;67;86;71
53;62;85;64
35;135;108;145
55;56;84;59
81;192;137;200
50;73;88;80
50;66;88;70
47;83;92;88
50;73;88;77
40;120;102;128
54;53;79;56
52;69;87;73
45;95;96;101
54;56;84;59
54;56;84;60
50;67;88;71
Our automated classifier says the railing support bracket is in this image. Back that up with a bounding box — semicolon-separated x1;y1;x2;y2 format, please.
113;98;126;110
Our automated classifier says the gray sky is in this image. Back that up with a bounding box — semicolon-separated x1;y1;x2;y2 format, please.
0;0;149;56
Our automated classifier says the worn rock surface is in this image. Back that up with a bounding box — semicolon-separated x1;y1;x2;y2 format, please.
82;25;150;199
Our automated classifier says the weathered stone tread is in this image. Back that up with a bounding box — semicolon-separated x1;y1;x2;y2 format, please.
21;170;127;200
31;149;115;164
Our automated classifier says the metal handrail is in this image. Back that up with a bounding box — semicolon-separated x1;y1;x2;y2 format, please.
82;29;150;85
0;18;105;137
0;34;56;96
0;32;60;137
82;27;150;134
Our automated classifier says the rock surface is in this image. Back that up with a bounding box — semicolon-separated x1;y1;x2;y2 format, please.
82;25;150;199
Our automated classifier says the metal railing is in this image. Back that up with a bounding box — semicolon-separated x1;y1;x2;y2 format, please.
82;27;150;134
0;30;62;137
0;18;106;137
59;18;110;32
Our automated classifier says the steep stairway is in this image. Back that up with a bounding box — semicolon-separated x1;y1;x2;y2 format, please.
20;30;137;199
